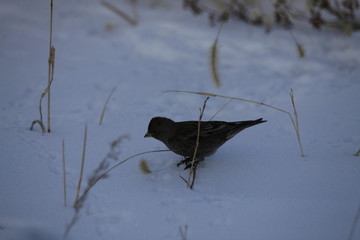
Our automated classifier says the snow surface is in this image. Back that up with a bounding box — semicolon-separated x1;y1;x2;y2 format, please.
1;0;360;239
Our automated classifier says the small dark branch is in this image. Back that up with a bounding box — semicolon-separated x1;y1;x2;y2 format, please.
101;0;138;26
179;175;189;185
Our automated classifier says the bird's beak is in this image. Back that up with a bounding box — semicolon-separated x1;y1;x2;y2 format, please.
144;132;152;138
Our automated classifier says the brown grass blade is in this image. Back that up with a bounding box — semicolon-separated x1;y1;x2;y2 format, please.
74;125;87;207
209;24;223;88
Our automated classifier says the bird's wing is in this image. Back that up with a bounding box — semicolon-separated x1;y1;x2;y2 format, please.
177;121;231;139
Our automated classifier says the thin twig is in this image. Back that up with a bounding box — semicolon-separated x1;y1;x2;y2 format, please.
62;139;67;207
187;97;209;189
348;202;360;240
209;99;232;121
164;90;305;157
164;90;288;113
77;149;170;203
99;83;119;125
101;0;138;26
290;89;304;157
74;125;88;207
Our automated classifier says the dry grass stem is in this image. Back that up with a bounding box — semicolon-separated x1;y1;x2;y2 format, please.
74;125;87;207
65;133;169;238
348;203;360;240
99;83;119;125
209;99;232;121
164;90;288;113
101;0;138;26
30;120;46;134
290;31;305;58
354;149;360;156
210;23;223;88
62;139;67;207
290;89;304;157
47;46;55;132
186;97;209;189
139;159;152;174
30;0;55;134
47;0;55;132
165;90;305;157
91;149;170;188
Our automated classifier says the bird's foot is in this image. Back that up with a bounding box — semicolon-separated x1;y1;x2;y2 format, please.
177;157;204;170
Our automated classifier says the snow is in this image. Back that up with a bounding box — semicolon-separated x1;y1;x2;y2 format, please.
1;0;360;239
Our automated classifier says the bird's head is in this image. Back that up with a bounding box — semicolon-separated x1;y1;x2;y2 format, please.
144;117;176;142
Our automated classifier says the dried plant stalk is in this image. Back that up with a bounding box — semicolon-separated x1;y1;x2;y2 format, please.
289;89;304;157
86;149;170;191
62;139;67;207
209;99;232;121
165;90;288;113
210;24;223;88
47;0;55;132
47;46;55;132
187;97;209;189
165;90;305;157
30;0;55;134
65;127;170;237
74;125;87;207
99;83;119;125
30;120;46;134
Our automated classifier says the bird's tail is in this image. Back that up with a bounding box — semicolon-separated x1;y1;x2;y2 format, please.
227;118;266;139
237;118;267;129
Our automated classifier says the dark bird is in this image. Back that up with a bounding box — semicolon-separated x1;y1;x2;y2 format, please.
144;116;266;168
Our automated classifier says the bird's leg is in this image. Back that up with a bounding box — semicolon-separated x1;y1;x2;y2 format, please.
176;157;193;168
177;157;205;170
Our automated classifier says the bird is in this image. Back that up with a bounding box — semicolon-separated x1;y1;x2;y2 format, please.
144;116;266;169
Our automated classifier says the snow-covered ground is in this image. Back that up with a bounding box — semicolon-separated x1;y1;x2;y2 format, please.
1;0;360;239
